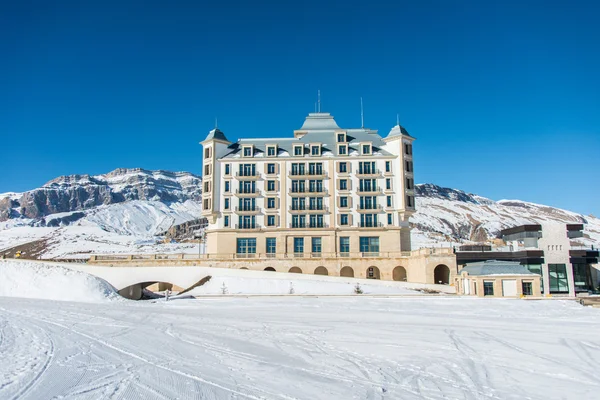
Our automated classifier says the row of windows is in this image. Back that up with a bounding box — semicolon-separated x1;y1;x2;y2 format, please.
483;281;534;296
223;161;396;177
236;236;381;255
234;141;378;159
223;213;396;228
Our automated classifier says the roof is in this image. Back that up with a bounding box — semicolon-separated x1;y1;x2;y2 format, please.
459;260;538;276
219;112;394;159
386;124;411;138
203;128;229;142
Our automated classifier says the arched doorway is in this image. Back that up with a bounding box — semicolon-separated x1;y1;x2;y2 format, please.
264;267;276;272
340;266;354;277
240;267;249;270
289;267;302;274
314;266;328;276
393;266;407;281
366;266;381;280
434;264;450;284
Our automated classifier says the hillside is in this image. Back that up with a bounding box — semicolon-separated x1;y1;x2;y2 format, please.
0;169;598;259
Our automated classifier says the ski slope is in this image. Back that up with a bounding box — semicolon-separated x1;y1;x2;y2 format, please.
0;261;599;399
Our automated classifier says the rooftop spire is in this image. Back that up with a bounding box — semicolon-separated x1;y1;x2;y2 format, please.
215;117;218;129
360;97;364;128
396;113;400;126
317;89;321;112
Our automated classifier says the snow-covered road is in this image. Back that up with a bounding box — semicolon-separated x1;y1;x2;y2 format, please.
1;297;599;399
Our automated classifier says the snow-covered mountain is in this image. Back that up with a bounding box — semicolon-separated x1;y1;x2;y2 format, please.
411;184;600;248
0;168;202;221
1;169;598;259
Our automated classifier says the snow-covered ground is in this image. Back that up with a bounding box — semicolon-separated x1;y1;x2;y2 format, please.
1;261;600;399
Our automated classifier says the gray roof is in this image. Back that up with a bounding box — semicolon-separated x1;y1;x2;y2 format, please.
460;260;538;276
204;128;229;142
386;124;411;138
220;112;394;159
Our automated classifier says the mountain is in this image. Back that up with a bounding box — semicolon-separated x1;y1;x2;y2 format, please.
0;170;598;259
0;168;202;221
411;184;600;248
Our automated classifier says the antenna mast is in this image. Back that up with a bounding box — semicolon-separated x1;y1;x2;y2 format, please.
396;113;400;126
215;117;218;129
317;90;321;112
360;97;364;128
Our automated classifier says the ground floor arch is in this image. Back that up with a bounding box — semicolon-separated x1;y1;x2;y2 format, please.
240;267;248;270
289;267;302;274
314;266;328;276
434;264;450;285
340;266;354;277
366;266;381;280
393;266;407;281
264;267;276;272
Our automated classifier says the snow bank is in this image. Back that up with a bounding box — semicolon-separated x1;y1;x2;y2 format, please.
0;260;122;303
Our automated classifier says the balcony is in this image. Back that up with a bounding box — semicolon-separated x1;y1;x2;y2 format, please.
235;172;260;180
355;222;384;229
234;224;261;230
234;206;260;215
235;189;261;197
356;205;383;213
289;206;329;214
289;171;328;179
355;169;381;178
356;187;382;195
289;223;329;229
289;189;328;196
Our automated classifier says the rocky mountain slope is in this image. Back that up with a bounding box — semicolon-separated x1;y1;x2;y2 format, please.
0;169;598;259
0;168;202;221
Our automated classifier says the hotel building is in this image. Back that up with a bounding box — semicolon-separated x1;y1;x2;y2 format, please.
199;111;455;281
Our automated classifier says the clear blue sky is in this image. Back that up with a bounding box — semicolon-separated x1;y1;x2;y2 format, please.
1;0;599;215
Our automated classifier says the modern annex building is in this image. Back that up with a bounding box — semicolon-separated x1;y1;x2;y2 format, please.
199;111;456;282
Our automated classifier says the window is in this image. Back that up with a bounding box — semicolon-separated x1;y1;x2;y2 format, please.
340;196;348;208
204;181;210;193
311;145;320;156
237;238;256;254
267;163;276;174
359;237;379;255
203;199;210;209
243;146;253;157
406;195;414;208
386;179;391;190
292;215;306;228
359;196;377;210
291;180;305;193
404;143;412;155
224;215;229;227
340;214;348;226
385;161;391;173
339;162;347;173
362;144;371;155
204;165;211;176
405;161;413;172
312;237;322;254
224;198;230;210
406;178;414;190
358;161;375;175
573;263;591;290
308;179;323;193
337;133;345;142
266;238;276;254
309;197;323;210
339;237;350;255
338;145;347;155
294;238;304;255
238;198;255;211
294;145;303;156
225;164;230;175
224;181;230;192
204;147;211;159
238;215;256;229
267;198;276;209
360;214;378;227
309;214;324;228
267;146;276;157
339;179;348;191
549;264;569;293
484;281;494;296
387;196;392;207
308;162;323;176
267;180;276;192
267;215;276;226
522;281;533;296
239;180;256;194
387;214;393;225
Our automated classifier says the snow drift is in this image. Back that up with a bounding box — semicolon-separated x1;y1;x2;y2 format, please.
0;260;121;303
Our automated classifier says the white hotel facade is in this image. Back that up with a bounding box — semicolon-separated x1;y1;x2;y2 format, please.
199;111;455;282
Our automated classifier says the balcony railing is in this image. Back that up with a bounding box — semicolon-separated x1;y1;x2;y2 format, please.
289;189;328;196
234;206;260;214
355;169;381;177
235;189;261;197
289;223;329;229
235;172;259;180
356;187;382;195
355;222;384;228
289;171;328;179
289;206;329;213
357;205;383;213
234;224;262;230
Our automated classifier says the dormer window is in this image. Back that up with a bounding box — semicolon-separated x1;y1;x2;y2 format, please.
311;145;321;156
267;145;277;157
338;144;348;156
294;145;303;156
337;133;346;143
243;146;253;157
361;144;372;155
